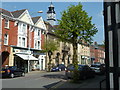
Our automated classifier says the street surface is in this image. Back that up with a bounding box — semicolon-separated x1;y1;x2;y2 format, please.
1;71;106;89
1;71;65;89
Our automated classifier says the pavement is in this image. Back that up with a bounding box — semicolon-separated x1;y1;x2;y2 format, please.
50;75;106;90
2;70;106;90
25;71;106;90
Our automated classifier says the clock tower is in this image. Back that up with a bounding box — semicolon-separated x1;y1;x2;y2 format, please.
47;2;56;26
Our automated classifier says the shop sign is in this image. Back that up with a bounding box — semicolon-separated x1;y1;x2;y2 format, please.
14;49;32;54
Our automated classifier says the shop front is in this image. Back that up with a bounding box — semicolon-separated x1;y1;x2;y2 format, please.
11;46;39;73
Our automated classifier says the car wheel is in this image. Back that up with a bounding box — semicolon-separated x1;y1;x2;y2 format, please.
21;72;25;77
10;73;14;78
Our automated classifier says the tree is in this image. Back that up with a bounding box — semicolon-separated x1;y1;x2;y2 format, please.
44;39;58;71
55;3;98;82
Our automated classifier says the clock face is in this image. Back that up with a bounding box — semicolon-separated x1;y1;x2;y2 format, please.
48;13;55;19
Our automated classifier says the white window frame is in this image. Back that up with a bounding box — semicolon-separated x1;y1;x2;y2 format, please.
34;40;41;49
4;19;9;29
38;29;40;36
38;41;40;49
18;37;21;46
18;23;27;34
4;34;8;45
22;23;27;33
22;37;25;47
18;36;27;47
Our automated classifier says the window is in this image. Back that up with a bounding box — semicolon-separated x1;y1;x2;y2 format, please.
34;40;41;49
4;34;8;45
38;30;40;36
19;37;21;46
4;19;9;28
35;40;37;49
115;3;120;23
18;37;26;47
22;38;25;47
38;41;40;49
22;24;26;32
19;23;27;33
107;6;111;25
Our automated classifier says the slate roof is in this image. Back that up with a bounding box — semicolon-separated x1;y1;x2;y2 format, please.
32;16;41;24
11;9;26;18
0;8;13;17
44;21;54;33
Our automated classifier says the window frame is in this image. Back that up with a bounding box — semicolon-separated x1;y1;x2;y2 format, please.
4;19;9;29
4;34;8;45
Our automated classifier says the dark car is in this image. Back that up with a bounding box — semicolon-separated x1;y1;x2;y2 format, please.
51;64;66;72
90;64;105;75
1;66;25;78
65;64;95;80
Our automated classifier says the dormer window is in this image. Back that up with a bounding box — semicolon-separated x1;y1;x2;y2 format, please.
4;19;9;29
22;24;26;32
38;30;40;36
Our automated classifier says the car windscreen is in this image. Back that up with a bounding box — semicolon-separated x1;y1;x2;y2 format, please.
67;65;83;70
91;65;100;68
8;66;17;70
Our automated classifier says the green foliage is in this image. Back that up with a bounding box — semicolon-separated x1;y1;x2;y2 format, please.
54;2;98;82
44;39;58;52
55;2;98;44
44;39;59;72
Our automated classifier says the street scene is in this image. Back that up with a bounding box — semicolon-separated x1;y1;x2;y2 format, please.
1;71;105;89
0;0;120;90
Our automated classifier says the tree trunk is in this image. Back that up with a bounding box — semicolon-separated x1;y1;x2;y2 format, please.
73;42;78;67
72;41;79;82
48;55;52;72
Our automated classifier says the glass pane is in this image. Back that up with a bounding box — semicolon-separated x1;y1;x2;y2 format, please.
115;3;120;23
107;6;111;25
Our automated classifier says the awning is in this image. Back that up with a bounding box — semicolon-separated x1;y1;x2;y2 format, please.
16;54;38;60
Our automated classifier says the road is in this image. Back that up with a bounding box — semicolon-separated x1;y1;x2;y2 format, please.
1;71;65;89
1;71;106;89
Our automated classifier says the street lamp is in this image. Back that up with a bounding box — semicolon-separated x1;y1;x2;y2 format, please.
38;11;43;13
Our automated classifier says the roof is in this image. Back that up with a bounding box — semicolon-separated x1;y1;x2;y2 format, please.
11;9;26;18
0;8;13;17
32;16;41;24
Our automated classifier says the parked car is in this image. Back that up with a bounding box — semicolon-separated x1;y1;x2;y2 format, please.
90;64;105;75
1;66;25;78
65;64;95;80
51;64;66;72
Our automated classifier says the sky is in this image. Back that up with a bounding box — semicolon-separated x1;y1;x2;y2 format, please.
1;2;104;44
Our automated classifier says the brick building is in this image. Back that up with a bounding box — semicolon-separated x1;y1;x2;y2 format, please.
0;8;46;72
90;42;105;64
